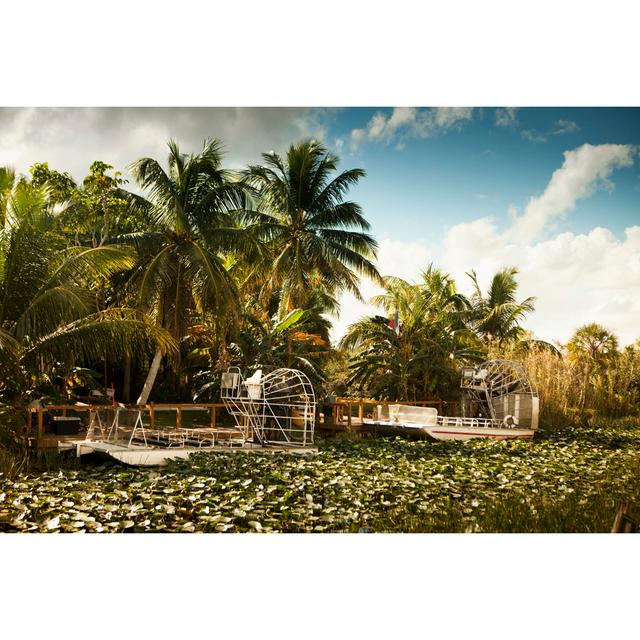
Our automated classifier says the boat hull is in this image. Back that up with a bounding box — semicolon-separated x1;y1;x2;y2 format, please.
424;426;535;441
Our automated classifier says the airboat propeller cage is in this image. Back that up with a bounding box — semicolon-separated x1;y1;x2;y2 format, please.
461;359;539;429
221;367;316;446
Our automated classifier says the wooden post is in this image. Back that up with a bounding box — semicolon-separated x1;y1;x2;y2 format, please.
176;407;182;429
37;405;44;448
210;405;217;430
358;399;364;422
612;501;637;533
149;402;155;430
347;401;352;431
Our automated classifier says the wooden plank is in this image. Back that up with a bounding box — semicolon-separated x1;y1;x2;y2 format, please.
37;406;44;448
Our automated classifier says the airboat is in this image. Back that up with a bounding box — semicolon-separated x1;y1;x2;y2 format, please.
366;360;539;441
59;367;317;466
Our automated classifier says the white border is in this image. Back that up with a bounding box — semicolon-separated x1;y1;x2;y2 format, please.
1;0;639;635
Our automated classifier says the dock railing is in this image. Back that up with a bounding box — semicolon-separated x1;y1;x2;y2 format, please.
25;402;235;450
326;397;461;432
26;396;461;449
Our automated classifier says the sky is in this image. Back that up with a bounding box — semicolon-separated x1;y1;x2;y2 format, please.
1;106;639;345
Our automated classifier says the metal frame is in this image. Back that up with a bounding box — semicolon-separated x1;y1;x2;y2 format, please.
221;367;316;447
461;359;538;427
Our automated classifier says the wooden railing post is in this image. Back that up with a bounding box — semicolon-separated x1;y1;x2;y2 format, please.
176;406;182;429
211;405;217;430
149;402;155;430
347;401;352;431
37;405;44;448
358;399;364;422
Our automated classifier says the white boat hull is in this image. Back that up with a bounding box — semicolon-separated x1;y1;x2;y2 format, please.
364;414;536;441
423;426;535;441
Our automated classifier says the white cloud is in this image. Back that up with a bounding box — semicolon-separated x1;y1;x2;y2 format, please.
508;143;636;242
330;238;432;342
495;107;519;127
553;119;579;135
521;128;548;143
520;118;580;144
333;143;640;347
440;144;640;345
0;107;330;182
349;107;474;150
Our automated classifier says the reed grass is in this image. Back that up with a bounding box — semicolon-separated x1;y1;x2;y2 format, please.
498;346;640;427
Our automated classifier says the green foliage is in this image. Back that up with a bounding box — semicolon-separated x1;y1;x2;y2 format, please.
0;174;175;400
1;419;639;532
518;330;639;423
342;269;482;400
243;140;381;313
126;140;252;337
467;267;535;346
29;162;77;201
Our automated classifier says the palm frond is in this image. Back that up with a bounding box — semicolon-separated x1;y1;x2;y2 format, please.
23;308;177;366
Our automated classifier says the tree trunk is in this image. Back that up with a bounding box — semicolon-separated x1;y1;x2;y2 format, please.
123;356;131;404
136;348;163;405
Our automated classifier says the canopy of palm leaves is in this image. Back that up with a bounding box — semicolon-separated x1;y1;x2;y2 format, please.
125;139;255;343
341;270;481;401
0;175;175;396
568;322;619;367
242;140;381;313
467;267;535;346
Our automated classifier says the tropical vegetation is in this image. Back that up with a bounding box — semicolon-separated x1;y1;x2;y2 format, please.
1;135;639;472
1;135;640;535
2;419;639;532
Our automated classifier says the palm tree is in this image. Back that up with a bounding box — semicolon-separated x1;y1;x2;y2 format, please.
421;264;471;324
0;176;174;398
342;274;480;401
567;323;619;366
567;323;619;412
0;166;17;228
467;267;535;346
125;139;255;403
242;140;381;314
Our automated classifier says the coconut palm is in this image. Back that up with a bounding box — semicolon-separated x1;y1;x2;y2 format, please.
467;267;535;346
125;139;255;403
242;140;381;313
0;176;174;398
342;274;480;401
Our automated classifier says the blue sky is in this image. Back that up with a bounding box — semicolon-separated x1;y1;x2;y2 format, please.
331;107;640;242
1;106;638;345
321;107;640;345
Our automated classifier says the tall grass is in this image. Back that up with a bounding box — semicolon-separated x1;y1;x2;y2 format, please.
515;347;640;426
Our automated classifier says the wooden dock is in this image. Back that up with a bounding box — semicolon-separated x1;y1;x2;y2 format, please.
25;397;461;451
